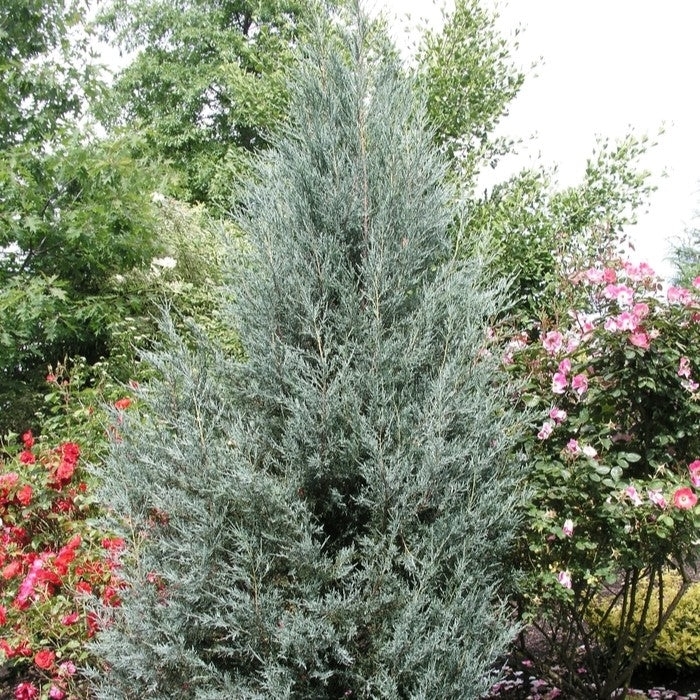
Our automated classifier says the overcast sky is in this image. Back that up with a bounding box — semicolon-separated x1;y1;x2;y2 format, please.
373;0;700;280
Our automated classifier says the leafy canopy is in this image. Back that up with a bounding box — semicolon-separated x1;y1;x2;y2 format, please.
99;0;341;205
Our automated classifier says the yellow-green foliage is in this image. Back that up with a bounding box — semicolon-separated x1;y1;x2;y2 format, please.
594;572;700;671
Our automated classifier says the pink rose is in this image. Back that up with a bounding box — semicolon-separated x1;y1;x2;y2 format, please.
604;317;619;332
549;407;567;424
678;356;692;379
543;331;564;354
603;268;617;283
571;373;588;395
585;268;604;283
615;311;638;331
628;332;650;350
632;302;650;320
668;286;692;305
689;460;700;488
552;372;567;394
648;489;667;509
604;283;634;306
624;485;643;506
673;487;698;510
565;439;581;455
537;421;554;440
623;261;655;281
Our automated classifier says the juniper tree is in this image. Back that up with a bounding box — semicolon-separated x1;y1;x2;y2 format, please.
90;13;525;699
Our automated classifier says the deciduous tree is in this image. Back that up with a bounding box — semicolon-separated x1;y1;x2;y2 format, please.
99;0;343;206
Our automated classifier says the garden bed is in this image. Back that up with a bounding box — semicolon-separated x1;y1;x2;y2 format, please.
485;654;700;699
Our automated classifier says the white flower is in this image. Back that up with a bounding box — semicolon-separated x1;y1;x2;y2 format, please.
582;445;597;458
151;191;166;204
151;257;177;270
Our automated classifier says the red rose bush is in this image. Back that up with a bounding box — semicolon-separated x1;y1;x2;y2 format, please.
0;429;125;699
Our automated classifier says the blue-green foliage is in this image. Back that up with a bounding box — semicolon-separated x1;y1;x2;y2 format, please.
90;14;525;699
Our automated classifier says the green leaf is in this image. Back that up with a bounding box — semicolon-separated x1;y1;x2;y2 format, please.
659;515;675;529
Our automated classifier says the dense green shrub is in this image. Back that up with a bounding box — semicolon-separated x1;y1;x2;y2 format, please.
593;571;700;672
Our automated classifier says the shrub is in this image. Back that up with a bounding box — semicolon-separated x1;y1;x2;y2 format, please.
506;260;700;696
0;425;126;699
88;14;525;699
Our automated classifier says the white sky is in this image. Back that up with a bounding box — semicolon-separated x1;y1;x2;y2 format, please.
373;0;700;280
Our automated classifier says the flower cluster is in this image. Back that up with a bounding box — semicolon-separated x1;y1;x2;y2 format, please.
513;261;700;581
0;429;126;699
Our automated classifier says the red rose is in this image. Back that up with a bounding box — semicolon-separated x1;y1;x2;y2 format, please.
65;534;81;550
75;580;92;595
55;460;75;483
86;612;99;637
14;640;32;657
10;527;28;545
54;537;80;574
14;681;39;699
21;431;34;448
61;611;79;626
114;397;132;411
102;585;122;607
101;537;125;551
16;484;32;506
37;568;61;588
2;560;22;579
34;649;55;670
60;442;80;463
52;498;75;513
18;451;35;465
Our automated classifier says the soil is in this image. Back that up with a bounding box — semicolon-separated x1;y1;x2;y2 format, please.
483;657;700;699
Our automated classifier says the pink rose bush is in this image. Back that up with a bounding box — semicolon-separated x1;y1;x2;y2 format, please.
504;257;700;696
